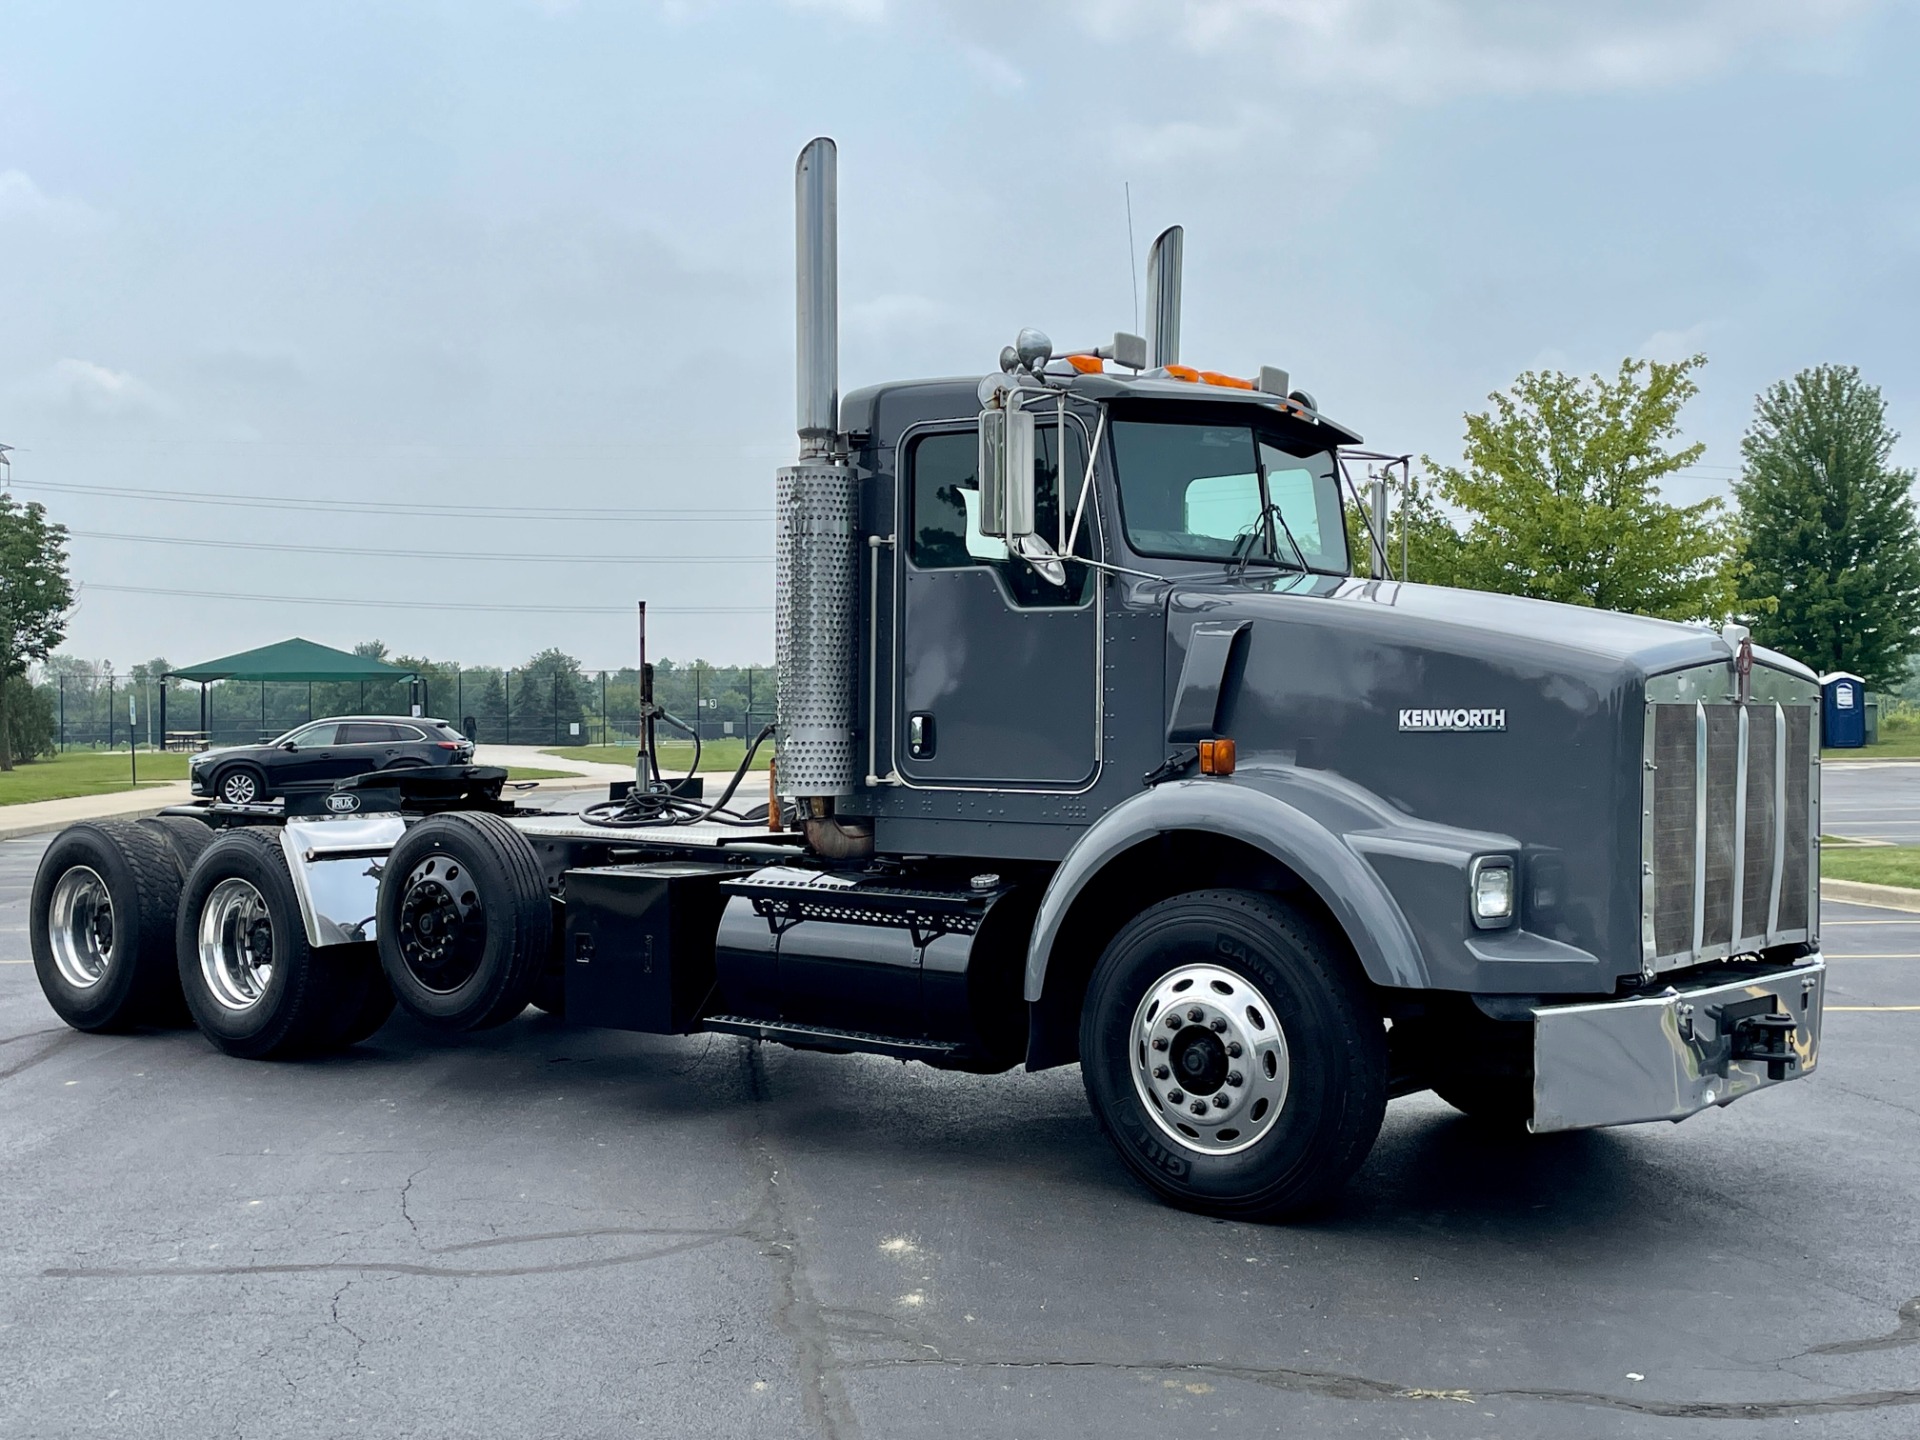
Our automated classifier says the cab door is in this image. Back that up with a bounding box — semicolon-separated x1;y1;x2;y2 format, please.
893;419;1100;789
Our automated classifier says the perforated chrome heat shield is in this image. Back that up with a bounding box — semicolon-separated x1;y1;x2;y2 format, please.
775;462;859;797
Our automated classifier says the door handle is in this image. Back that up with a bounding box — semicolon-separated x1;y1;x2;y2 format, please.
908;712;935;759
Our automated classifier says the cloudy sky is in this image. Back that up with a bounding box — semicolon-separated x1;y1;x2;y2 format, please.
2;0;1916;669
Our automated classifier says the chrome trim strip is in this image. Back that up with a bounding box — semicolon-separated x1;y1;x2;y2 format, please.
1768;701;1786;944
1692;701;1708;956
1640;701;1657;977
864;533;894;786
1730;703;1749;945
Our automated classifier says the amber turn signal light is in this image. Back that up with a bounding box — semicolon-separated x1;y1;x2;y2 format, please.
1197;737;1236;776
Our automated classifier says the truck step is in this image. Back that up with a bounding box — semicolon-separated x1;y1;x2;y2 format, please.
702;1014;963;1061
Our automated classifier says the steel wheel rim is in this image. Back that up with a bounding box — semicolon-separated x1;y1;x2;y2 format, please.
1129;963;1290;1157
396;855;485;994
221;772;258;805
48;866;114;990
198;877;276;1011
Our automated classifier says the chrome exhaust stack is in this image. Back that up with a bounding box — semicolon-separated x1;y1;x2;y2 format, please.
775;138;861;824
1146;225;1183;369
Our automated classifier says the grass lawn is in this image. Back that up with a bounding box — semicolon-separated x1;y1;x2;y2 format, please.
1823;735;1920;761
1822;845;1920;889
0;749;188;805
544;739;752;773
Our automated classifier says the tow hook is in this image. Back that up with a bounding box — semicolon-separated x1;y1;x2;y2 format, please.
1716;1001;1800;1081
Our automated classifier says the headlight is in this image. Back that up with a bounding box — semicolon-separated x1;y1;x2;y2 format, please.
1470;857;1515;928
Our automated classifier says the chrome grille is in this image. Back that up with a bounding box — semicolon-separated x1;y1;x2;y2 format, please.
1644;699;1816;973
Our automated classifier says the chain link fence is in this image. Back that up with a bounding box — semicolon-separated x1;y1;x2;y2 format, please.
40;662;776;752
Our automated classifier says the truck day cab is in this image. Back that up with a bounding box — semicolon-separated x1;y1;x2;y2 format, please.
29;140;1825;1221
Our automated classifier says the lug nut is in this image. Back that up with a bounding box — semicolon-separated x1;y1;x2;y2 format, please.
1186;1008;1204;1023
1210;1018;1227;1033
1153;1065;1169;1080
1227;1041;1243;1058
1166;1015;1182;1031
1190;1100;1209;1116
1167;1089;1184;1105
1227;1071;1243;1087
1212;1094;1230;1109
1151;1036;1169;1051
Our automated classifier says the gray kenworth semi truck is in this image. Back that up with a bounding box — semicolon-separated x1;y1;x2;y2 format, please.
29;139;1825;1221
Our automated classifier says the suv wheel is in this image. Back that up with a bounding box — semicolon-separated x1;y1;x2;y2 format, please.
218;767;265;806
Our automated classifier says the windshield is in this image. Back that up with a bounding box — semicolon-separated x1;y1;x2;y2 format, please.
1110;420;1349;574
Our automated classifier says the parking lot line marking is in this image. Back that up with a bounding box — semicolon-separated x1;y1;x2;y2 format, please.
1826;953;1920;959
1827;1005;1920;1011
1825;918;1920;924
0;959;28;965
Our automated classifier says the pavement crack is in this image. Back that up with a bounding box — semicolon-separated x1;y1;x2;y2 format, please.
41;1230;738;1281
328;1280;369;1374
739;1038;859;1440
1805;1296;1920;1356
840;1353;1920;1419
399;1166;425;1239
0;1029;83;1082
0;1025;65;1049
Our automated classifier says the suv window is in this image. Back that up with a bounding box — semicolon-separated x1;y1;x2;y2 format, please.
907;421;1092;607
288;723;337;747
392;725;426;742
337;722;399;745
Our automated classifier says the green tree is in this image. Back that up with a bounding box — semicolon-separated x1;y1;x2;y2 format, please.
1424;356;1736;621
0;494;73;769
1733;365;1920;689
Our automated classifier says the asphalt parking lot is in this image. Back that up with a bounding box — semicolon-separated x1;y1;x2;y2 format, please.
3;820;1918;1438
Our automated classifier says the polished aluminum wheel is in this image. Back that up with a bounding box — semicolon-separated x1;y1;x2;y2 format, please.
1129;963;1290;1156
198;877;275;1011
48;866;114;990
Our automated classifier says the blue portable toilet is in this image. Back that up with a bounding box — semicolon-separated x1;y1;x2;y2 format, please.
1820;673;1866;748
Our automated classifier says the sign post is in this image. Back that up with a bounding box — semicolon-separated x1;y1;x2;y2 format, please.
128;693;138;787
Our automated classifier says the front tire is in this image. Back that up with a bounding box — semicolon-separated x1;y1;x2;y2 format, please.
1079;889;1387;1222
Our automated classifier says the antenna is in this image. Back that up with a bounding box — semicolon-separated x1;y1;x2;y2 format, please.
1124;183;1139;337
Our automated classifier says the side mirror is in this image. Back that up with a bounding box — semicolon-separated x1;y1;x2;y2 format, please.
282;741;298;751
977;401;1036;541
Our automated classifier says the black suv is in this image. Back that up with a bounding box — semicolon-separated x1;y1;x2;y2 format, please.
189;716;476;806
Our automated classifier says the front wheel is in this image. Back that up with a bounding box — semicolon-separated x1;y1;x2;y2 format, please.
1079;889;1388;1222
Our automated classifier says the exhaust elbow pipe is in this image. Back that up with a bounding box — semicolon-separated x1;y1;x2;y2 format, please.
1146;225;1182;369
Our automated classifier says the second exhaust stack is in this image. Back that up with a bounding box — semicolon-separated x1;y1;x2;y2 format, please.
1146;225;1182;369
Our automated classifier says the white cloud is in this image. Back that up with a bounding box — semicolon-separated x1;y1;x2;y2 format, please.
784;0;887;21
0;171;103;231
960;43;1026;93
1638;322;1713;363
1110;105;1284;169
37;359;173;419
1067;0;1878;102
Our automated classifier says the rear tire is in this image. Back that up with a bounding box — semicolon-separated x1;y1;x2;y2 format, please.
32;820;190;1032
175;830;366;1059
1079;889;1387;1222
376;813;550;1031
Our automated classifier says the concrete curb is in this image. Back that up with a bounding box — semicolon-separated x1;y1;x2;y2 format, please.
1821;878;1920;913
0;803;176;844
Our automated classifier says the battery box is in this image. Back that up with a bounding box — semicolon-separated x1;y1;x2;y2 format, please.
563;861;737;1033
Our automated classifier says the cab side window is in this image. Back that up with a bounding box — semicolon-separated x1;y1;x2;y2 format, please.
907;424;1093;607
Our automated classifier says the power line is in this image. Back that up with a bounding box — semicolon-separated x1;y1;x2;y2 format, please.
8;478;773;522
80;583;770;616
69;529;769;565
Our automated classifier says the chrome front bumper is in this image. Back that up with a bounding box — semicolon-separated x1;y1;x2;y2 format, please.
1530;956;1824;1133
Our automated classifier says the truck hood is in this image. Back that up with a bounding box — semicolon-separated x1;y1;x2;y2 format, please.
1167;574;1813;684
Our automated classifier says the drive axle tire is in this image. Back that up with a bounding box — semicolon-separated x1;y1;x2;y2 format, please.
175;829;380;1059
32;820;192;1032
138;814;217;877
376;813;550;1031
1079;889;1388;1222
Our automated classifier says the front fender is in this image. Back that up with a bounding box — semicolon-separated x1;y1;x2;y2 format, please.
1025;768;1461;1002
